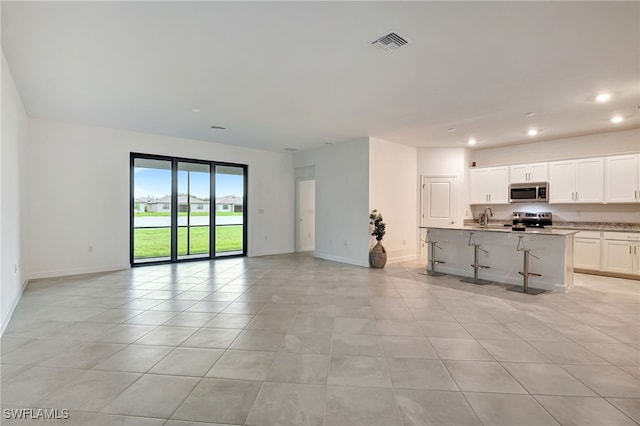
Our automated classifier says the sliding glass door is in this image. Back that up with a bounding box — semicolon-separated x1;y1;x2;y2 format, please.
131;154;247;265
178;161;211;260
215;165;246;256
132;158;173;263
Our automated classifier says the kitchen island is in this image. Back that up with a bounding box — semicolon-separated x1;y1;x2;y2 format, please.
425;226;578;293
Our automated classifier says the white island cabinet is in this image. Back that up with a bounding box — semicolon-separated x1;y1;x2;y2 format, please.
426;226;577;292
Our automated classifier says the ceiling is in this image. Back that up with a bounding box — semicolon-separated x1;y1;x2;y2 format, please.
2;1;639;152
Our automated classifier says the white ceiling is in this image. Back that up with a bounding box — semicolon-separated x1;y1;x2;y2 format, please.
2;1;639;152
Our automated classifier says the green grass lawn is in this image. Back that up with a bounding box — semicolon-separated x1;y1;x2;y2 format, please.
134;212;242;217
134;226;243;258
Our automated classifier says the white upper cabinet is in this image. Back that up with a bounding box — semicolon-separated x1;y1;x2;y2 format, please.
469;166;509;204
509;162;548;183
549;158;604;203
605;154;640;203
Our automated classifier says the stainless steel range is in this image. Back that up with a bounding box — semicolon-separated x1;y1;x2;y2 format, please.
512;211;552;229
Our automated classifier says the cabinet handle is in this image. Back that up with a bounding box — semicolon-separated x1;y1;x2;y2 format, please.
630;246;633;254
576;192;579;201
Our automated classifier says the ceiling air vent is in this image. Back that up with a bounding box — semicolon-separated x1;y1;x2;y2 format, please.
210;125;226;130
371;32;408;51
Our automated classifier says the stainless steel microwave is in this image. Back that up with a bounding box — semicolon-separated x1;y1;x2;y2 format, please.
509;182;548;203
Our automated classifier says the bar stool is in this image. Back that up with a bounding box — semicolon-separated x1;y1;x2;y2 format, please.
508;236;545;295
460;232;492;285
419;230;446;277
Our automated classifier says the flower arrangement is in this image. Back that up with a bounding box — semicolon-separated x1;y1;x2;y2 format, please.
369;209;386;241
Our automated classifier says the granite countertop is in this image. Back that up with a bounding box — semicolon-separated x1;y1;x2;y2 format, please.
548;222;640;233
429;224;578;236
458;220;640;234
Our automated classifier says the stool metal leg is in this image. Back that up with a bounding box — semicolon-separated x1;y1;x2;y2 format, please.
460;233;492;285
508;238;545;295
420;241;446;277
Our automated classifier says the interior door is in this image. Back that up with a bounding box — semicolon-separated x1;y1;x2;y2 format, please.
420;176;457;257
297;179;315;251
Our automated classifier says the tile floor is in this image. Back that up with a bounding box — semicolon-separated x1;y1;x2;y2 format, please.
1;253;639;425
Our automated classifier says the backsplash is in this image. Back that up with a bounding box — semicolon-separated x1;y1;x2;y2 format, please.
470;203;640;224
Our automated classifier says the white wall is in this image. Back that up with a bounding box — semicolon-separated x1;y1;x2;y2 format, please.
472;128;639;167
1;50;29;333
27;119;295;278
293;138;370;267
369;138;418;262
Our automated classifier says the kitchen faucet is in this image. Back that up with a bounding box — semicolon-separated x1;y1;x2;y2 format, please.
481;207;493;228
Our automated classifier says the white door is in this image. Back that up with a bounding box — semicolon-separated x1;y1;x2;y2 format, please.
297;179;315;252
421;176;457;257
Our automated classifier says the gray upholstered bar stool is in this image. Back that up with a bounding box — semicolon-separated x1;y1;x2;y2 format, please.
508;236;545;295
460;232;492;285
419;229;446;277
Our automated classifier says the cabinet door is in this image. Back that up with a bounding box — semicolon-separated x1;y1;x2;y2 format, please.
509;165;530;183
528;163;549;182
486;167;509;204
574;238;601;270
634;245;640;275
602;240;633;274
605;154;639;203
549;161;576;203
576;158;604;203
469;168;489;204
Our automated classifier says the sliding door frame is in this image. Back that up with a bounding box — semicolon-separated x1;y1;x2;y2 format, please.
130;152;248;266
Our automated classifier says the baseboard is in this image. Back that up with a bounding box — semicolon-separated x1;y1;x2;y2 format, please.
247;248;295;258
1;277;29;337
387;254;418;264
28;264;130;280
314;252;369;268
574;268;640;281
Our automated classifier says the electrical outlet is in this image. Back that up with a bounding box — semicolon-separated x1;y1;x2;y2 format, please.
403;239;406;245
264;235;268;240
88;245;93;253
344;240;347;246
14;264;18;273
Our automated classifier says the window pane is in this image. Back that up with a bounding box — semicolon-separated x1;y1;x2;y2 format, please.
133;158;172;262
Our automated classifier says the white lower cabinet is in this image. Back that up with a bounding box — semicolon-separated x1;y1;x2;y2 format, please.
601;232;640;275
574;231;601;270
574;231;640;276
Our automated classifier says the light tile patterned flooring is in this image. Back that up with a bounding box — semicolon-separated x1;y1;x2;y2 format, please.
1;253;639;425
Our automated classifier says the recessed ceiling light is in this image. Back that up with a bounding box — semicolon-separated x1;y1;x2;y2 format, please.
595;93;611;103
525;112;536;117
610;115;623;124
192;108;201;113
468;138;476;145
447;128;456;132
527;129;539;136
